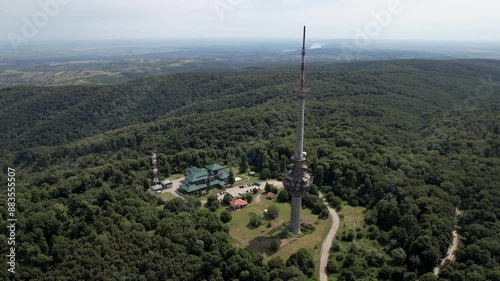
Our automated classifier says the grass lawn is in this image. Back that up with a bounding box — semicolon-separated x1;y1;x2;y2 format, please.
336;206;382;250
339;206;365;230
158;192;176;202
328;205;389;281
227;198;331;280
169;173;184;180
226;165;262;186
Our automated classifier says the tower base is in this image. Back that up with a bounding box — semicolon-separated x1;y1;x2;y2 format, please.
290;196;302;234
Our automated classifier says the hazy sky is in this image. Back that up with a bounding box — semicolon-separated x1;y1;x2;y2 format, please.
1;0;499;42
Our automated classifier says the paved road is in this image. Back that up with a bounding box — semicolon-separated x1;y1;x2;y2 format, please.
319;194;340;281
434;208;462;276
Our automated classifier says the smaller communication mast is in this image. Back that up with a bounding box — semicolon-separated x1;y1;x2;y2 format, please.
151;149;160;185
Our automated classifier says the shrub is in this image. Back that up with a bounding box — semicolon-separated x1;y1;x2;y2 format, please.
365;249;385;267
302;194;317;209
244;193;253;203
222;193;233;205
325;192;343;209
301;223;316;234
308;185;319;196
312;202;325;215
391;248;406;265
343;230;355;242
267;205;279;219
248;212;262;228
205;194;218;207
319;209;329;219
265;182;278;194
259;168;271;180
327;259;340;274
367;225;376;233
348;243;360;254
286;248;315;277
277;190;290;202
208;200;220;212
343;254;356;268
270;240;279;251
281;228;292;239
220;210;232;223
330;242;341;252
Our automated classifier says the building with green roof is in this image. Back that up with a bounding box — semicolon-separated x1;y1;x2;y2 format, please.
180;163;228;194
206;163;229;182
185;167;208;183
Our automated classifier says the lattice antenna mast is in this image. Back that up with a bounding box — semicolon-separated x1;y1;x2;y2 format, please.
151;150;159;185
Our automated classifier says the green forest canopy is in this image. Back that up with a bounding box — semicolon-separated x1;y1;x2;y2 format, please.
0;59;499;280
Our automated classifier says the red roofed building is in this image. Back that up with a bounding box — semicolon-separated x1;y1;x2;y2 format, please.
267;192;275;199
230;199;249;210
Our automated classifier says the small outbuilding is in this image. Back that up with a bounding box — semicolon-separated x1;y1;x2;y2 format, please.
151;184;164;193
230;199;249;210
161;179;173;189
267;192;275;199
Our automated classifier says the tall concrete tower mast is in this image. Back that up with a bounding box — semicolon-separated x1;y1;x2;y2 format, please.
283;26;313;235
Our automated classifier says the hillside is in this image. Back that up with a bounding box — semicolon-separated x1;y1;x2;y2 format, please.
0;59;499;280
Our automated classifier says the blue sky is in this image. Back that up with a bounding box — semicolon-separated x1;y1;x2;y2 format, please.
0;0;499;42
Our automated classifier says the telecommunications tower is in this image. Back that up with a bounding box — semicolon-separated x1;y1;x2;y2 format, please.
282;26;313;235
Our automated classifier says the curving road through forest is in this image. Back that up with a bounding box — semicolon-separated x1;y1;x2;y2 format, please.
434;208;463;276
319;194;340;281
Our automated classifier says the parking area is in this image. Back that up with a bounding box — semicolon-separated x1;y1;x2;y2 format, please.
159;177;184;198
216;182;261;201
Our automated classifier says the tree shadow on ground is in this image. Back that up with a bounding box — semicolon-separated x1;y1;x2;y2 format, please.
247;233;284;257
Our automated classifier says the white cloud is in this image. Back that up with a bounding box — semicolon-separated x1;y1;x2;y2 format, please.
310;43;324;49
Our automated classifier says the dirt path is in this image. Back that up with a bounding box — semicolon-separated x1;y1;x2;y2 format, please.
434;208;463;276
319;194;340;281
253;192;263;203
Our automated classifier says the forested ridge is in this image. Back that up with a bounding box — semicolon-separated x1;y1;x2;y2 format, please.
0;59;499;280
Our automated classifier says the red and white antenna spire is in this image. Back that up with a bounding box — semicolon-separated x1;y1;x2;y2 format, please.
299;25;306;93
151;149;159;185
294;26;307;160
